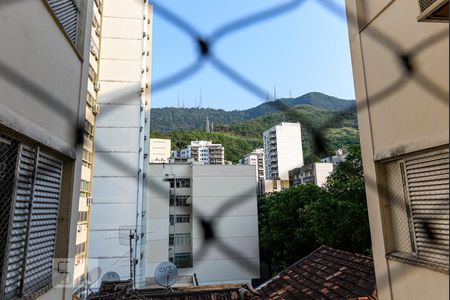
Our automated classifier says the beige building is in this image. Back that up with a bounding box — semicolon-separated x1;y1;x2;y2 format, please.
289;162;334;188
0;0;94;299
72;0;104;295
149;138;171;163
87;0;153;289
345;1;448;299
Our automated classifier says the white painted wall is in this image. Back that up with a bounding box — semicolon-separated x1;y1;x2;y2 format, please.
144;164;260;286
88;0;152;288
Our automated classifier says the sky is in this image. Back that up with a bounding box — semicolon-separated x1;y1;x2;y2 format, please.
150;0;355;111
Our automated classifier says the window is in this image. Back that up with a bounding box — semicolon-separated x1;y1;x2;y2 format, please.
80;180;90;193
175;214;190;223
0;138;64;298
85;120;94;140
169;194;191;207
174;233;191;246
46;0;84;51
168;178;191;188
383;147;449;270
174;253;192;268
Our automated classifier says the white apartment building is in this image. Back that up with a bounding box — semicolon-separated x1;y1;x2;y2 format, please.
0;0;93;299
289;163;334;188
88;0;153;289
174;141;225;165
263;122;304;180
144;163;260;286
320;149;348;169
149;138;171;163
240;148;265;182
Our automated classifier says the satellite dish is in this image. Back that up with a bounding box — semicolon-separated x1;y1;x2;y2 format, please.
87;267;102;285
154;261;178;288
101;271;120;283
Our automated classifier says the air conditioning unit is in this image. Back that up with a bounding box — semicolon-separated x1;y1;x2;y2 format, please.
92;104;100;115
94;82;101;92
417;0;449;22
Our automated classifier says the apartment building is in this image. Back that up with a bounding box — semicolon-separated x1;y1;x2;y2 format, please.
87;0;153;289
145;163;260;286
174;141;225;165
0;0;93;299
72;0;104;295
149;138;171;163
289;163;334;188
320;149;348;169
345;0;448;299
240;148;265;182
263;122;304;180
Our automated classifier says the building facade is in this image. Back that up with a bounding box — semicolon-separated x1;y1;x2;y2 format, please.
87;0;153;289
149;138;171;163
144;163;260;286
0;0;93;299
263;122;304;180
174;141;225;165
345;0;448;299
289;163;334;188
72;0;104;295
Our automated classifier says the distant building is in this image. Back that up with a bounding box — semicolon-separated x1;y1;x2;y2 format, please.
263;122;303;180
145;163;260;285
174;140;225;165
320;149;348;169
240;148;265;182
149;138;171;163
289;163;334;188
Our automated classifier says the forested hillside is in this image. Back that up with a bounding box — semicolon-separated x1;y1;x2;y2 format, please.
150;92;355;132
151;104;360;163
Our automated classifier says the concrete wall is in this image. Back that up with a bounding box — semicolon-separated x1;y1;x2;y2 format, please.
345;0;449;299
88;0;152;288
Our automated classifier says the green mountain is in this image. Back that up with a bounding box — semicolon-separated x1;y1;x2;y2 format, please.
150;92;355;133
151;104;360;163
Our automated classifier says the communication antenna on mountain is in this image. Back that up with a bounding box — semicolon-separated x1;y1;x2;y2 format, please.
177;92;180;107
274;86;277;100
289;89;292;99
265;89;269;101
199;89;203;108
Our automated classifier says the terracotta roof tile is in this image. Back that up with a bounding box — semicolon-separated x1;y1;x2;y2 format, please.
256;246;377;300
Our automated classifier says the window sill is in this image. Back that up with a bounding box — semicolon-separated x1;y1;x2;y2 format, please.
387;252;449;274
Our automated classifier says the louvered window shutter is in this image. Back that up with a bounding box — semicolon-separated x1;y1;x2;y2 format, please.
403;148;449;265
46;0;81;45
2;146;63;298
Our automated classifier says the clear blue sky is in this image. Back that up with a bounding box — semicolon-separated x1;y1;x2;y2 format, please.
151;0;355;110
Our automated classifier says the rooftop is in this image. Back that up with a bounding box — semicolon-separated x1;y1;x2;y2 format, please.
256;245;377;299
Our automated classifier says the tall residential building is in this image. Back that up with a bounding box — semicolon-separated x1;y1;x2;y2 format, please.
346;0;448;299
289;163;334;188
0;0;92;299
174;141;225;165
72;0;104;295
88;1;153;289
149;138;171;163
240;148;265;182
263;122;304;180
145;163;260;286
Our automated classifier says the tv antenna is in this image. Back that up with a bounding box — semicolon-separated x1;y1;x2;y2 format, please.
154;261;178;289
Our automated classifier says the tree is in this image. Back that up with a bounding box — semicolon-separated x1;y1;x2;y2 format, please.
258;145;371;275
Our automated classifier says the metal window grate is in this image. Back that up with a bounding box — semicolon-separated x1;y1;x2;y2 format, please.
418;0;438;12
1;137;63;298
403;148;449;266
46;0;81;45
